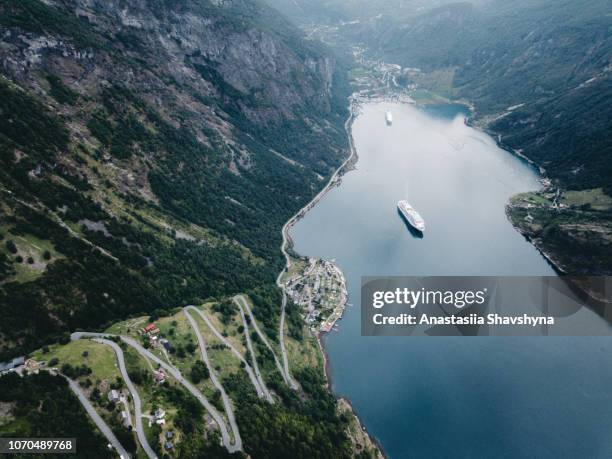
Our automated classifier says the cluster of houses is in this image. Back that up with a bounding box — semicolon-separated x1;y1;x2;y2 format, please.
141;323;173;352
108;389;132;429
153;408;166;425
164;430;174;451
151;409;176;450
108;387;176;451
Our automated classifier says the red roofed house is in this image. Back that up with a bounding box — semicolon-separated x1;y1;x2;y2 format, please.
142;323;159;336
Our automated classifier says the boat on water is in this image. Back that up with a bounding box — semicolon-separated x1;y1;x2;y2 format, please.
397;200;425;232
385;111;393;125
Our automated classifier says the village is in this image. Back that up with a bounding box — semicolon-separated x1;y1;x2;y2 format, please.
284;257;348;333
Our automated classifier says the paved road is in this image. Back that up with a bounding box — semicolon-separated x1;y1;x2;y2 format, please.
64;375;131;459
274;102;357;391
277;293;299;390
73;332;241;453
185;305;267;400
233;295;287;385
119;336;240;453
183;309;242;447
92;338;158;459
234;302;274;403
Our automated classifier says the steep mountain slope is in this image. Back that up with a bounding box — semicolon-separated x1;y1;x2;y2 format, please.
372;0;612;274
369;0;612;192
0;0;351;359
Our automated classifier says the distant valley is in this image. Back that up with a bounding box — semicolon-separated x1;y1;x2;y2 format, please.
269;0;612;276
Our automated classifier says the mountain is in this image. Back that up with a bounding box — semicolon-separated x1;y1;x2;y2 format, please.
383;0;612;275
0;0;351;359
368;0;612;189
269;0;612;275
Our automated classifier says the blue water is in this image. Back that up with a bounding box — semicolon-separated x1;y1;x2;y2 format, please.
290;101;612;458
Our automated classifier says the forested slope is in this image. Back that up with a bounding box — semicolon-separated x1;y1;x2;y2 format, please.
0;0;351;359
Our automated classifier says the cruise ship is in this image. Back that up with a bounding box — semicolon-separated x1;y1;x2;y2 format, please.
385;111;393;125
397;200;425;232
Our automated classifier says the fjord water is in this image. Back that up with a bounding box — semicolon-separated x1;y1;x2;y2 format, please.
290;102;612;458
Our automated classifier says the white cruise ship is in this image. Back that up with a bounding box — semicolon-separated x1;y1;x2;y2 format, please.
385;111;393;125
397;200;425;232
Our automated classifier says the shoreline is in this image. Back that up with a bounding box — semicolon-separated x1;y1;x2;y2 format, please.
463;102;573;277
278;96;360;266
277;91;359;374
278;91;560;458
469;119;575;278
276;93;389;456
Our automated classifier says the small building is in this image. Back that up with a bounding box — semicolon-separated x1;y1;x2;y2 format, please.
153;370;166;384
120;411;131;428
165;430;174;440
24;359;40;375
164;442;173;451
142;323;159;336
154;408;166;420
108;389;120;403
159;339;172;352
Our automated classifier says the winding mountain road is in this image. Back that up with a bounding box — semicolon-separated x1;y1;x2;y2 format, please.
64;375;131;459
274;100;358;392
71;332;241;453
233;295;288;386
234;302;274;403
120;336;241;453
183;309;242;446
185;305;268;400
92;338;158;459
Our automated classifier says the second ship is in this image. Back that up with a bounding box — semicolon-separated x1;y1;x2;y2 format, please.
397;200;425;232
386;111;393;125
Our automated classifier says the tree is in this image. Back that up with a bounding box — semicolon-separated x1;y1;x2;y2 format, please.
176;346;186;359
5;240;17;254
190;361;209;384
43;250;52;260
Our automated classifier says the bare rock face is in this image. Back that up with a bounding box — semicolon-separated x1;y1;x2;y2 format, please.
71;0;335;123
0;0;350;357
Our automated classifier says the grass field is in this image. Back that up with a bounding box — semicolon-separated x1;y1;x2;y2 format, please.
510;192;551;206
31;340;120;381
561;188;612;210
285;326;322;376
0;230;62;283
190;309;243;378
